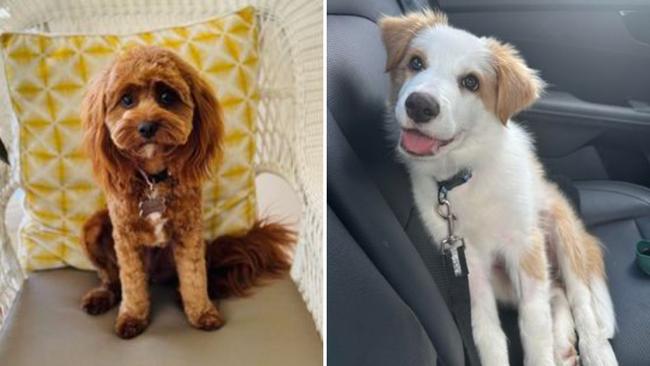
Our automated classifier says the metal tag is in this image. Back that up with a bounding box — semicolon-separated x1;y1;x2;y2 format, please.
139;197;166;217
441;236;466;277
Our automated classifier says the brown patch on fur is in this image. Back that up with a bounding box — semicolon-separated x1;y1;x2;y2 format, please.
520;229;548;281
546;183;605;281
379;11;447;105
485;38;544;124
379;10;447;72
477;71;498;117
206;220;296;299
385;49;429;107
584;234;605;278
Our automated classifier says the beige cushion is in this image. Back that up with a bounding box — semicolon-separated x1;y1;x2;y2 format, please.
0;270;322;366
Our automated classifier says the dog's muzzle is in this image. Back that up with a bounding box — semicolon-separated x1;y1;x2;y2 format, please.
405;92;439;124
138;121;159;139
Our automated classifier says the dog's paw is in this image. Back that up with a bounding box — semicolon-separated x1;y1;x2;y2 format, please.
192;306;225;331
555;345;578;366
578;338;618;366
81;287;117;315
115;313;149;339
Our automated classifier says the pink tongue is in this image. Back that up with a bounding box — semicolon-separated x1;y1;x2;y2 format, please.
401;130;440;155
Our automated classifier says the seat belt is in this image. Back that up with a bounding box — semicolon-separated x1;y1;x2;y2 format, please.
405;169;482;366
407;211;481;366
407;212;481;366
436;169;482;366
443;245;482;366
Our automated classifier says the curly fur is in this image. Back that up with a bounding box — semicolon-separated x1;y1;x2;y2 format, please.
207;220;296;299
80;46;295;339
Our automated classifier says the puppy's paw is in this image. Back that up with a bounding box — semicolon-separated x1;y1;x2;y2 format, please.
81;287;117;315
579;338;618;366
598;342;618;366
555;345;578;366
191;305;225;331
115;313;149;339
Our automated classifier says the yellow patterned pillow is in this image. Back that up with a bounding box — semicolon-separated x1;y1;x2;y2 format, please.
1;6;259;271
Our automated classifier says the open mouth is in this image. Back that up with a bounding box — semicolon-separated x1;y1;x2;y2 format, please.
399;129;454;156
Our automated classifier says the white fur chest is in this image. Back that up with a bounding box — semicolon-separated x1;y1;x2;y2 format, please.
412;176;521;256
409;126;541;258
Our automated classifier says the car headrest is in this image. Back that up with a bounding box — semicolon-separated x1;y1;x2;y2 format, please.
328;0;414;225
327;0;401;21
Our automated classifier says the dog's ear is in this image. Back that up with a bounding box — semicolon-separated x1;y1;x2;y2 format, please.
379;10;447;71
81;69;131;194
486;38;545;124
173;62;224;185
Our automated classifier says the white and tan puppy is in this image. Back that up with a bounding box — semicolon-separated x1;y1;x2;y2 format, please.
379;11;617;366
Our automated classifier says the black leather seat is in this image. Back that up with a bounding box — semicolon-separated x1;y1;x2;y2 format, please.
327;0;650;365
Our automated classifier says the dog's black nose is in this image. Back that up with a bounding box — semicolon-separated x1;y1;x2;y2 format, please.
138;122;159;139
405;92;439;123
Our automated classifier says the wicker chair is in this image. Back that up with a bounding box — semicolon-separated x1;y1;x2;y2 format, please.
0;1;322;365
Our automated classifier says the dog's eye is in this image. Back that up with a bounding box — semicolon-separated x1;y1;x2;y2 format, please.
461;74;480;92
158;90;178;106
408;56;425;72
120;93;135;108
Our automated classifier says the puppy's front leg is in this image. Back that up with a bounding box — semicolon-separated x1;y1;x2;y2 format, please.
467;251;510;366
113;231;150;339
174;231;224;331
513;230;554;366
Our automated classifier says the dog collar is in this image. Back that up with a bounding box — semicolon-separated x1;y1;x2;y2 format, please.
138;168;170;187
437;168;472;204
147;169;169;184
137;168;169;218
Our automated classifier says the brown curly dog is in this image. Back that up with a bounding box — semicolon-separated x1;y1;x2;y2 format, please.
80;46;295;339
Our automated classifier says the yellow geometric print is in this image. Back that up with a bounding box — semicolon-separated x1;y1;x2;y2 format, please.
0;6;259;271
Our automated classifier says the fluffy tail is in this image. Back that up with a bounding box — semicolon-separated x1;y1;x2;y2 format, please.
205;219;296;299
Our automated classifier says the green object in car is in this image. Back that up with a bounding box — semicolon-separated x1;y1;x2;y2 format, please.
636;240;650;275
